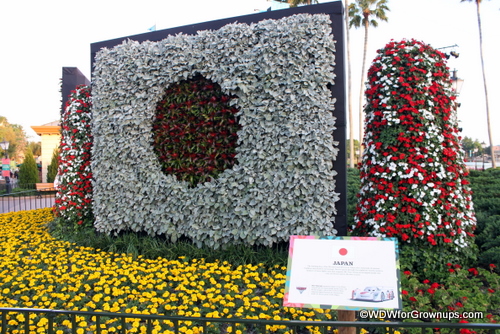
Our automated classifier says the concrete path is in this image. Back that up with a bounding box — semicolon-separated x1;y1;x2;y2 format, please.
0;195;55;214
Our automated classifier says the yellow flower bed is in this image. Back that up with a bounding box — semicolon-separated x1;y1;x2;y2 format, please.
0;209;337;334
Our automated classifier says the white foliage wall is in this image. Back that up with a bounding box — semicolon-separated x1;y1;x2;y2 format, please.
91;14;340;248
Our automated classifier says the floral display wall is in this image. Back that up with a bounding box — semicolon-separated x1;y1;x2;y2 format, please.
91;14;340;248
54;85;94;227
353;39;476;250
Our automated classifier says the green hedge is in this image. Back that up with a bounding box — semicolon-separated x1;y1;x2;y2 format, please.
467;168;500;268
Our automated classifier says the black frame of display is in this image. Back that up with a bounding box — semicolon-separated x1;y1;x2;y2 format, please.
61;67;90;115
90;1;348;236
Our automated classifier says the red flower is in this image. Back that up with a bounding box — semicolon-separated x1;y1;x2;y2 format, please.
403;270;412;276
409;297;417;302
402;290;409;295
427;289;435;294
468;268;478;276
488;288;495;293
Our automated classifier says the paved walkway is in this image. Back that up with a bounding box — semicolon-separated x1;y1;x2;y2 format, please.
0;195;55;214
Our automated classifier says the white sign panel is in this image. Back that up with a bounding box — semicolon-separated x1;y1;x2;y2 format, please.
283;236;402;310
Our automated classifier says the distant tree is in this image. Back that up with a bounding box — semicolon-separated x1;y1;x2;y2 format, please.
348;0;389;156
27;141;41;157
287;0;317;7
0;116;28;161
461;136;483;159
346;138;361;165
47;147;59;183
18;149;39;188
461;0;495;168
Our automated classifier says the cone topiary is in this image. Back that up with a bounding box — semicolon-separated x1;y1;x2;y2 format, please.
353;39;477;275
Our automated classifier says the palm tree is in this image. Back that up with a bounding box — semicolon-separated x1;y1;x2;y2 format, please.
461;0;496;168
287;0;317;7
348;0;389;157
344;0;355;168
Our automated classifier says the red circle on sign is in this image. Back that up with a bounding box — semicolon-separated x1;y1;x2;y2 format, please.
339;248;348;256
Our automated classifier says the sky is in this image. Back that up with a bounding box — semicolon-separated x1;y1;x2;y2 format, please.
0;0;499;148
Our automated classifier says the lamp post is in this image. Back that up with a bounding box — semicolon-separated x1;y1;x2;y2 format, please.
0;139;9;159
0;139;10;193
450;69;464;96
481;141;486;171
473;148;478;170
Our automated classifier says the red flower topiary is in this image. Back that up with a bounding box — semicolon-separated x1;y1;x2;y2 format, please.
353;39;476;251
54;85;93;227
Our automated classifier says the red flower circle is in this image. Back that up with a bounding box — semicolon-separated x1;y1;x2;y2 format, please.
152;74;240;187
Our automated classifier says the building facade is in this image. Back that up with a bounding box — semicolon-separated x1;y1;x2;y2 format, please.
31;121;60;183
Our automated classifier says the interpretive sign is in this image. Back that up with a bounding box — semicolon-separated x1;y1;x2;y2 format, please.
2;158;10;177
284;236;402;310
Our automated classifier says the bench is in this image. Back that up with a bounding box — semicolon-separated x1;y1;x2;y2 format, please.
35;183;55;198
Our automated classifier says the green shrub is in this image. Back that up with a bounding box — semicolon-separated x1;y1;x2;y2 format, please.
346;167;360;224
401;264;500;325
18;149;39;187
467;168;500;269
46;147;59;183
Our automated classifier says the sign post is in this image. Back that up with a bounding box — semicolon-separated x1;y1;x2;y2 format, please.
284;236;402;330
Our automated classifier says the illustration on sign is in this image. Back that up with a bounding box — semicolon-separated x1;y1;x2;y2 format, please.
283;236;402;310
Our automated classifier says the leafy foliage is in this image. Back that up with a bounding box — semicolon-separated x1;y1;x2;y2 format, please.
0;115;28;161
46;147;59;183
18;149;39;187
347;167;361;222
91;14;339;249
27;141;41;157
461;136;485;160
348;0;390;30
467;168;500;268
401;264;500;325
152;74;240;187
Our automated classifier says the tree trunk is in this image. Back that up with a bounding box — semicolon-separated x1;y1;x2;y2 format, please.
345;0;355;168
476;1;496;168
358;20;369;158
